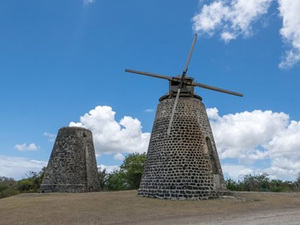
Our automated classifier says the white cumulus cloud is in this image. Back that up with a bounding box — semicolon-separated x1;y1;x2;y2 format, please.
192;0;300;68
114;153;125;161
43;132;56;142
208;108;289;160
0;155;47;180
98;164;120;173
278;0;300;68
69;106;150;157
83;0;95;5
222;164;254;181
192;0;273;42
267;121;300;157
144;109;154;113
208;108;300;180
15;143;39;152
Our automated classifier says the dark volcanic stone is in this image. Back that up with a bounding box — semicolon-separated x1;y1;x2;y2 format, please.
41;127;100;193
138;94;226;200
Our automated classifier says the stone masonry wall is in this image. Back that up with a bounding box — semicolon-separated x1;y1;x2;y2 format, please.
138;95;225;200
41;127;100;193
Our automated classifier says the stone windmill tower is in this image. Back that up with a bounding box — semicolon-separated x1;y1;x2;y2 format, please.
125;34;243;200
41;127;100;193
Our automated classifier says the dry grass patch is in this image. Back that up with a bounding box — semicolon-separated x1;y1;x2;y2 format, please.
0;191;300;225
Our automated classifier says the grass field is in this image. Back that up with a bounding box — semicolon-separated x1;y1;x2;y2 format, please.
1;190;300;225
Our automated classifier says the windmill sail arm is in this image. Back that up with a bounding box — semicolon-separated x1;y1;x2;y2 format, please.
183;34;197;77
125;69;173;81
192;81;243;97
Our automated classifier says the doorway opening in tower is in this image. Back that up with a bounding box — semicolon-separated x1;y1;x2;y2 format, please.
206;137;221;189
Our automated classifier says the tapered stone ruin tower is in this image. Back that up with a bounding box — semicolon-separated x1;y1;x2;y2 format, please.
41;127;100;193
125;34;243;200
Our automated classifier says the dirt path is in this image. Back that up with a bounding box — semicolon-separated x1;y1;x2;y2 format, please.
0;191;299;225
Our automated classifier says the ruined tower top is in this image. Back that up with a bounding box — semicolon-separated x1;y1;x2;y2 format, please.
41;126;100;193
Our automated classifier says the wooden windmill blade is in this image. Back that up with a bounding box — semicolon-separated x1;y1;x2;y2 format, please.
182;34;198;79
192;81;243;97
125;34;243;137
167;34;198;135
125;69;173;81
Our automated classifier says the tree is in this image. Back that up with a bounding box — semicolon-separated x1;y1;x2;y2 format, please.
17;167;45;192
120;153;146;189
105;171;127;191
101;153;147;191
225;173;300;192
98;167;108;190
269;179;292;192
225;178;242;191
0;177;18;198
241;173;270;192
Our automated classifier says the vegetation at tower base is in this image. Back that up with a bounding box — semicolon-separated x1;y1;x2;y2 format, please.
0;177;18;198
40;127;100;193
99;153;146;191
0;169;45;199
226;173;300;192
120;152;147;189
1;159;300;199
17;169;45;193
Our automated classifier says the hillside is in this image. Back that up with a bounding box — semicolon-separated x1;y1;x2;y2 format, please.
0;191;300;225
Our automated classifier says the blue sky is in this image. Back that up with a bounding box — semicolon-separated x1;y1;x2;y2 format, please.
1;0;300;181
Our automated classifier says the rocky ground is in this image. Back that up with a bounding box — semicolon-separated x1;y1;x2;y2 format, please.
0;191;300;225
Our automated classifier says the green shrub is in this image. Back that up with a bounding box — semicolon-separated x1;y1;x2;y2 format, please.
100;153;146;191
0;177;19;198
226;173;300;193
